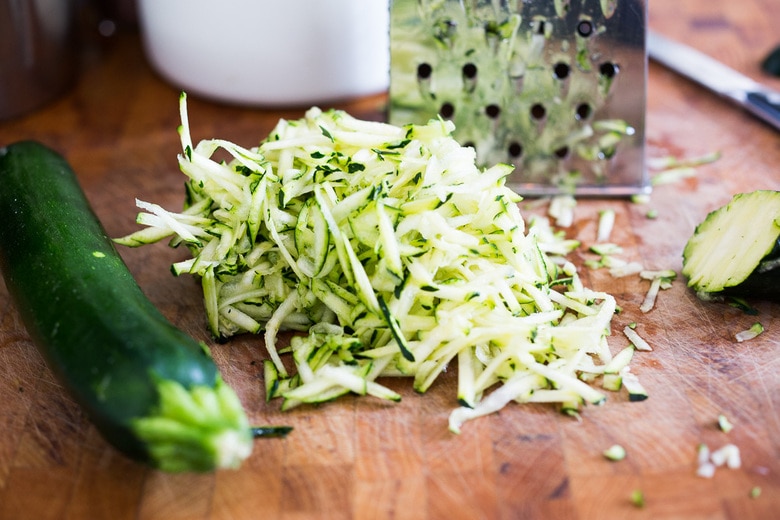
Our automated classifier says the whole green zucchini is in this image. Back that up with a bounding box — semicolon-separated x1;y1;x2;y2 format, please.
0;141;254;472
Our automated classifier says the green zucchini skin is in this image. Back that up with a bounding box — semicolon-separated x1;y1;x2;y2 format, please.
0;141;247;470
722;241;780;302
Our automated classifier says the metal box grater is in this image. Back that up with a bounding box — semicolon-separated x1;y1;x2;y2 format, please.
388;0;648;196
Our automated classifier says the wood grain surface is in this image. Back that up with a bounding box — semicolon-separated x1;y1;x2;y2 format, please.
1;1;779;519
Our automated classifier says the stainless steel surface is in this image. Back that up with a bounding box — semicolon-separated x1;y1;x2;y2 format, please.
648;30;780;131
389;0;649;196
0;0;79;120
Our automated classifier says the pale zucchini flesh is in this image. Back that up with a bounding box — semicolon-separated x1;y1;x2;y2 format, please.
117;94;642;432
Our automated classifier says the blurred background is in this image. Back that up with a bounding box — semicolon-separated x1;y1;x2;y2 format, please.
1;0;137;120
1;0;390;119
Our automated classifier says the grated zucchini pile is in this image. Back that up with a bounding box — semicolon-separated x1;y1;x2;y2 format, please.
118;94;624;432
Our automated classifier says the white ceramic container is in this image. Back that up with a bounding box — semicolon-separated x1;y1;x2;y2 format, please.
137;0;390;106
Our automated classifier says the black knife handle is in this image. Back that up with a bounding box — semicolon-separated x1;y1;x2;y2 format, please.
745;91;780;131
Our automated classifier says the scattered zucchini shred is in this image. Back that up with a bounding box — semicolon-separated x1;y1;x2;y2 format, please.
650;167;697;186
631;193;650;205
251;426;293;438
596;209;616;243
710;444;741;469
696;442;742;478
621;369;648;402
647;151;720;186
647;151;721;172
735;322;764;343
630;489;645;508
639;269;676;313
717;414;734;433
548;195;577;227
118;93;628;433
623;326;652;352
603;444;626;461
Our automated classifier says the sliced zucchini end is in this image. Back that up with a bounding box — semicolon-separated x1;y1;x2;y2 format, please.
682;190;780;294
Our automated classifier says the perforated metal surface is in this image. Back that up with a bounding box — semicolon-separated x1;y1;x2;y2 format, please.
389;0;648;196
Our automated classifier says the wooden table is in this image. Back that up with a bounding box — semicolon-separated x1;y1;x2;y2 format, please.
1;1;779;518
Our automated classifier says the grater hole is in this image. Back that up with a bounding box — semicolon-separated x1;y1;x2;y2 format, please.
508;141;523;158
535;20;547;35
575;103;592;120
554;146;570;159
577;20;593;37
440;102;455;119
599;62;619;78
553;62;570;80
417;63;433;80
530;103;546;120
462;63;478;79
485;104;501;119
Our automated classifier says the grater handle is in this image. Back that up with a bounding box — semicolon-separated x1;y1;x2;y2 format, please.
649;30;780;133
744;92;780;132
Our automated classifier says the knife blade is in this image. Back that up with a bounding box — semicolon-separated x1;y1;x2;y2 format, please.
647;30;780;131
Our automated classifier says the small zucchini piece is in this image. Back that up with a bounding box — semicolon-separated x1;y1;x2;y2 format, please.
682;190;780;301
603;444;627;461
621;371;648;402
0;141;254;472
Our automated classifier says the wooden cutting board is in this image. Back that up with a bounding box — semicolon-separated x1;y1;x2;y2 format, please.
1;1;779;518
